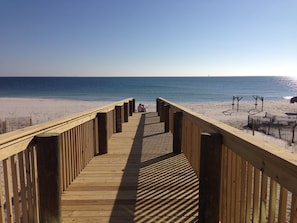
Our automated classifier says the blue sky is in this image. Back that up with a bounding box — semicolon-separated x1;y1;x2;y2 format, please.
0;0;296;76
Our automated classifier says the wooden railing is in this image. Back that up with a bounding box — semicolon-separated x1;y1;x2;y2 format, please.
157;97;297;223
0;98;135;223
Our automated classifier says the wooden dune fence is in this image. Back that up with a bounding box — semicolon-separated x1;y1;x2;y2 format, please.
157;97;297;223
0;98;135;223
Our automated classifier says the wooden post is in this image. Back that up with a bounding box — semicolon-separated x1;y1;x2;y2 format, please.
129;100;133;116
97;112;108;154
36;133;61;223
115;105;122;133
156;98;160;115
160;101;165;122
132;99;135;113
164;104;170;133
124;102;129;122
173;112;183;154
199;133;222;223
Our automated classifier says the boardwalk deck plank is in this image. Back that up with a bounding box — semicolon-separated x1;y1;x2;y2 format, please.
61;112;198;223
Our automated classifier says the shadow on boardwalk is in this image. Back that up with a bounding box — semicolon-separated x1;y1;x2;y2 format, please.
109;112;198;223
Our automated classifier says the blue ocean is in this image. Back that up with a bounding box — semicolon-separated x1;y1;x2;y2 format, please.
0;76;297;102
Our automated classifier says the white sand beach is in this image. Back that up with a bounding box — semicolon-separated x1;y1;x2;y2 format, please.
0;97;113;124
1;97;297;151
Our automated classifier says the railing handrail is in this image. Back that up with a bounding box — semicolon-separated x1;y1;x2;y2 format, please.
158;97;297;222
0;98;135;222
0;98;133;160
158;97;297;195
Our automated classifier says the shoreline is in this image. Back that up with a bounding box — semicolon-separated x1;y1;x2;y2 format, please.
1;97;297;152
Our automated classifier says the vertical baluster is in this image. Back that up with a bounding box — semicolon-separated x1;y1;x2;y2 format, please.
234;155;241;223
253;168;261;222
61;133;66;192
226;149;233;223
290;193;297;223
239;160;247;222
3;158;14;223
0;160;5;222
31;147;40;223
65;131;70;188
278;186;288;223
245;163;253;223
10;155;21;222
260;174;268;222
268;180;277;222
25;149;34;222
72;127;76;179
18;152;28;223
70;128;75;183
76;126;80;176
80;124;84;170
230;150;236;223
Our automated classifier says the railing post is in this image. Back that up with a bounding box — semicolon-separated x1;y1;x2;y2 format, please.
199;133;222;223
124;102;129;122
160;101;165;122
156;98;160;115
173;112;183;154
97;112;108;154
132;99;135;113
115;105;122;133
164;104;170;133
36;133;61;223
129;100;133;116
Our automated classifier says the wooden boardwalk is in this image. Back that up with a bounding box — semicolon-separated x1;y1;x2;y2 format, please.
61;112;199;223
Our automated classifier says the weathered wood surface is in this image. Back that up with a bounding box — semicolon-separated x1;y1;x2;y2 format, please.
61;112;198;223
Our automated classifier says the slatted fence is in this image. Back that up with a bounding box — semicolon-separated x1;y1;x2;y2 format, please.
0;98;135;223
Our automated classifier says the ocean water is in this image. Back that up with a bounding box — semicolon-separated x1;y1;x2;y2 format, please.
0;76;297;102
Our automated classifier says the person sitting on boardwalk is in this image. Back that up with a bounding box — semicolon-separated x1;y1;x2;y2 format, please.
141;104;146;112
138;104;146;112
